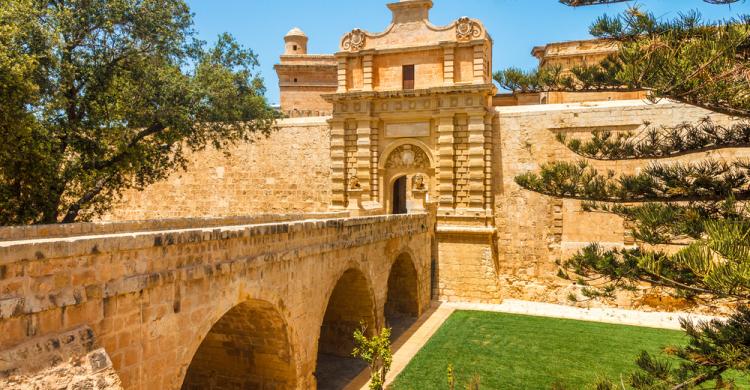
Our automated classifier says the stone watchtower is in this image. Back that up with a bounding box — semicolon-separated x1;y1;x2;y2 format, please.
274;28;338;117
284;27;308;55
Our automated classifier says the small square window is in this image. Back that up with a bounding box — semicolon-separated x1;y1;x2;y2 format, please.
293;45;298;51
294;78;298;83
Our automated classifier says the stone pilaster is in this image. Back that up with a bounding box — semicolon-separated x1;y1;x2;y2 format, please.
330;119;346;210
467;112;486;212
436;115;455;212
484;114;494;212
363;55;373;92
370;120;379;200
473;44;485;84
356;119;373;200
453;115;470;209
337;56;347;93
443;46;454;86
344;120;358;205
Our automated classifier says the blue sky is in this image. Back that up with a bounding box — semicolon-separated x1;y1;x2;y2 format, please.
185;0;749;104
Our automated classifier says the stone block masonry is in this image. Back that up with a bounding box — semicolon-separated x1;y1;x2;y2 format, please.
0;212;435;389
493;99;749;309
105;117;333;221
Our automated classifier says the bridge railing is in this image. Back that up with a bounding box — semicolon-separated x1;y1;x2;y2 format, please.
0;212;434;321
0;212;350;242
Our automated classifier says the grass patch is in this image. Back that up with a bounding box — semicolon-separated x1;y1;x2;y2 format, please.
390;310;748;389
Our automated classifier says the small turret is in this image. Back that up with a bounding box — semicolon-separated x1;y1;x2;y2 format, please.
284;27;308;55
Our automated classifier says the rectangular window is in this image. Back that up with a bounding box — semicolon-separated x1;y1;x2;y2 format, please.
402;64;414;90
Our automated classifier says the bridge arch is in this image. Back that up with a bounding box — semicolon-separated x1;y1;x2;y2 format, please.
181;298;296;390
315;267;377;389
385;251;421;339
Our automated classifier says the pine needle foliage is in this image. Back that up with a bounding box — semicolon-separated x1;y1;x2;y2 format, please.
515;160;750;202
560;0;741;6
557;119;750;160
497;7;750;119
512;5;750;389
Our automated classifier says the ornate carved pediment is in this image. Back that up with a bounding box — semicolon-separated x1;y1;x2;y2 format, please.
341;29;366;52
385;145;430;169
456;17;482;41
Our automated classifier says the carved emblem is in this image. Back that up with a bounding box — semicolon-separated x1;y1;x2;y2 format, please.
349;175;361;190
342;29;366;52
385;145;430;169
412;174;427;191
456;17;481;41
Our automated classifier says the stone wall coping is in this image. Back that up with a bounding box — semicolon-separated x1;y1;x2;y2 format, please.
275;116;331;126
0;213;431;265
436;225;496;235
493;99;684;116
0;212;348;242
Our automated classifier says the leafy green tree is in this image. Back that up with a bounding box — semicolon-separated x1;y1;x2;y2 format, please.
509;5;750;390
0;0;278;225
353;323;393;390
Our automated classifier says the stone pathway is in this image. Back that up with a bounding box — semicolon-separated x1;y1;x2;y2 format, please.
345;300;724;389
445;299;721;330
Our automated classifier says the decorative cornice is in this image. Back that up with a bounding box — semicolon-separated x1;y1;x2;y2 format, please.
322;83;496;102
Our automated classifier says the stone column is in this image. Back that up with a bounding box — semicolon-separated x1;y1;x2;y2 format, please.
467;112;486;212
363;54;373;92
330;119;346;210
356;119;373;201
443;46;454;86
436;115;455;213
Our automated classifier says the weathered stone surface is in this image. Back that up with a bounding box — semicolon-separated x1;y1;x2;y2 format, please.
0;324;121;390
0;213;434;389
101;0;750;311
104;118;333;221
1;348;122;390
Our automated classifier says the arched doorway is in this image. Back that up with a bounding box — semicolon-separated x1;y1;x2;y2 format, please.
385;253;420;340
380;142;434;215
181;299;296;389
315;269;376;390
392;176;407;214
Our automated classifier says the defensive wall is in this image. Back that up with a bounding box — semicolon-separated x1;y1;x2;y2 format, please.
105;99;746;311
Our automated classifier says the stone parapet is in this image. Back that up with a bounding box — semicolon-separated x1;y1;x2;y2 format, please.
0;212;349;242
0;212;434;389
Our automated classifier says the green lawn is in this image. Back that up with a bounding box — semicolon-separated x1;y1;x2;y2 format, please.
390;310;747;390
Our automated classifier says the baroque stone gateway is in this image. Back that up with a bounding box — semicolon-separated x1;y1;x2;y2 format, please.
1;0;747;389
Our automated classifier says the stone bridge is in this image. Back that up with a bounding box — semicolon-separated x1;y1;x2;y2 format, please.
0;212;435;389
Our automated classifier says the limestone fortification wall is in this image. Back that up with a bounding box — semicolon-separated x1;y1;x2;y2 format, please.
102;98;746;312
105;117;332;221
493;99;748;309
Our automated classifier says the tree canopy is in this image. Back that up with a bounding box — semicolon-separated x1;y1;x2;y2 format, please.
508;5;750;389
560;0;741;6
495;8;750;118
0;0;278;225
